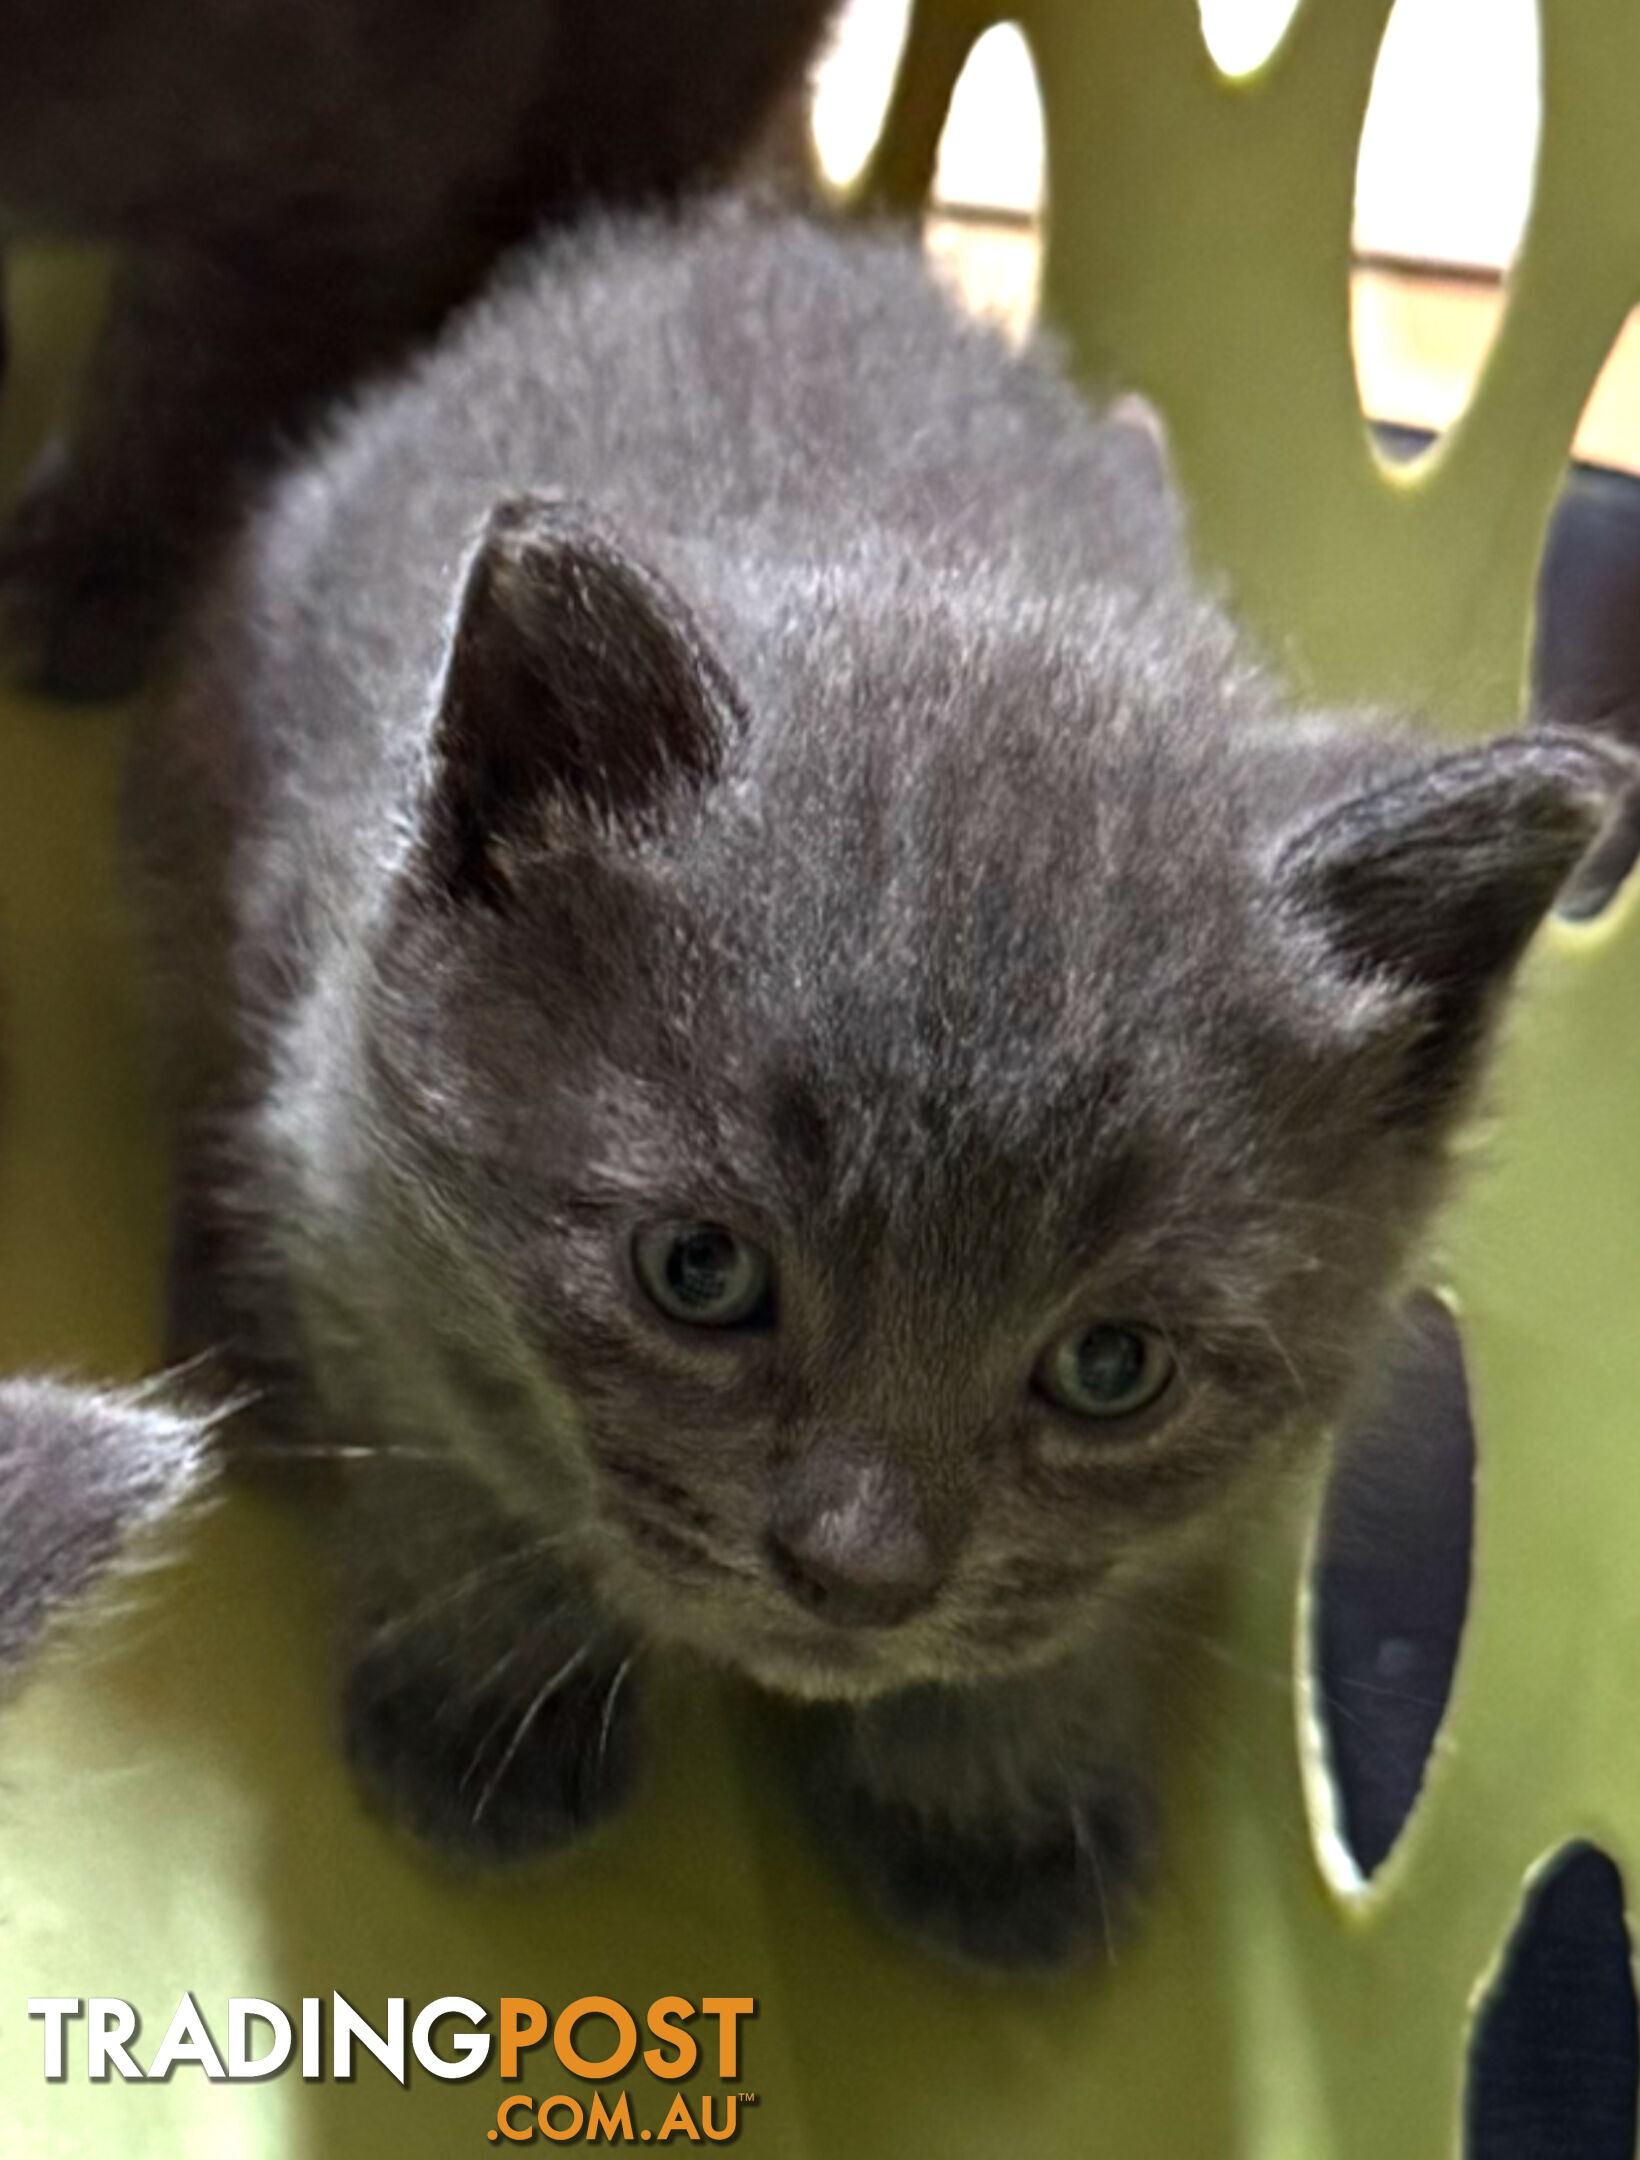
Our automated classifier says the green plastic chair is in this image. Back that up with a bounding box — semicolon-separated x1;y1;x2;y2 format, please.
2;4;1636;2151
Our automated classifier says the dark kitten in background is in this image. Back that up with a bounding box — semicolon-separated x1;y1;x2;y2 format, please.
132;200;1635;1968
0;1376;212;1675
0;0;836;697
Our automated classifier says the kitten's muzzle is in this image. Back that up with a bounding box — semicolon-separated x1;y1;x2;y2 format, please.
765;1446;949;1631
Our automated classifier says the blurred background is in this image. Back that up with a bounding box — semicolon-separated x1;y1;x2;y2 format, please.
804;0;1640;470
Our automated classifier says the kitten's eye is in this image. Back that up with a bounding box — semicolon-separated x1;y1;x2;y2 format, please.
632;1221;775;1329
1035;1322;1175;1423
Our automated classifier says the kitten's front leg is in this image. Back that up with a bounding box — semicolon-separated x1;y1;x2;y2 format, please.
791;1652;1161;1971
334;1467;642;1868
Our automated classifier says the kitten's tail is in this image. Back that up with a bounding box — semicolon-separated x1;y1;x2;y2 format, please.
0;1373;224;1677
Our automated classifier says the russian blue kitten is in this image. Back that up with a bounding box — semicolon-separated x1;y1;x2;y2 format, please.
0;0;835;697
132;202;1635;1967
0;1376;213;1674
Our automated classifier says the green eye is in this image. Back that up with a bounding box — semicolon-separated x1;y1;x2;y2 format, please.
633;1221;774;1329
1036;1322;1175;1422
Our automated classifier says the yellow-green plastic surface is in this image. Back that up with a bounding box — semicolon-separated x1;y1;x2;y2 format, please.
2;4;1638;2151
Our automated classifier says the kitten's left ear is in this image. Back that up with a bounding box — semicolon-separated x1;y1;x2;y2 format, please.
426;496;743;904
1273;726;1638;1105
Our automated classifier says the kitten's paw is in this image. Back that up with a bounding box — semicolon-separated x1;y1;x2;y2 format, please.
343;1642;641;1867
818;1775;1158;1971
0;457;170;700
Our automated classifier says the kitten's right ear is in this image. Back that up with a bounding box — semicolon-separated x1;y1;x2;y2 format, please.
425;498;742;905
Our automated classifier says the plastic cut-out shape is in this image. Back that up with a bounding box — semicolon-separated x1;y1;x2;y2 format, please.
1197;0;1302;81
933;23;1044;217
1533;462;1640;744
1566;315;1640;480
1353;0;1540;272
1308;1291;1474;1881
1532;457;1640;919
1351;268;1510;453
1465;1844;1640;2159
811;0;915;191
1351;0;1540;453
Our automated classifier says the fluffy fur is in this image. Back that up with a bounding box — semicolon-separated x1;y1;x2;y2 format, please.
0;0;836;695
0;1376;213;1674
131;202;1636;1966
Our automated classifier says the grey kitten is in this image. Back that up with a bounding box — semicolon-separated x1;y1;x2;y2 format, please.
132;201;1635;1967
0;0;835;698
0;1376;213;1675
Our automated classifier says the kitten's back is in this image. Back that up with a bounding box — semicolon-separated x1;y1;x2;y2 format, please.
141;206;1193;1015
319;206;1185;599
187;203;1192;782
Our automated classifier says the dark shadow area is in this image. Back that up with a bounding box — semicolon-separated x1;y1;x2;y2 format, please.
1534;457;1640;754
1531;454;1640;915
1370;418;1430;467
1465;1843;1639;2160
1311;1290;1474;1879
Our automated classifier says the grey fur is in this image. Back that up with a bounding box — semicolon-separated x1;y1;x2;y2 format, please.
0;0;836;696
132;201;1637;1963
0;1376;214;1673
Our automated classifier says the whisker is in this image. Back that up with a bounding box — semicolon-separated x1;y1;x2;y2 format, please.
596;1652;637;1785
232;1440;458;1467
470;1641;597;1824
357;1537;582;1659
457;1667;546;1793
966;1566;1303;1697
1322;1665;1448;1709
1070;1803;1116;1965
128;1350;239;1400
444;1608;573;1731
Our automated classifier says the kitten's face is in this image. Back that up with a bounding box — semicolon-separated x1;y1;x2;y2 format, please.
351;504;1631;1701
386;930;1408;1704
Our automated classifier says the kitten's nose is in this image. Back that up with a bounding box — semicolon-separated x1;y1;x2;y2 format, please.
766;1449;944;1630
